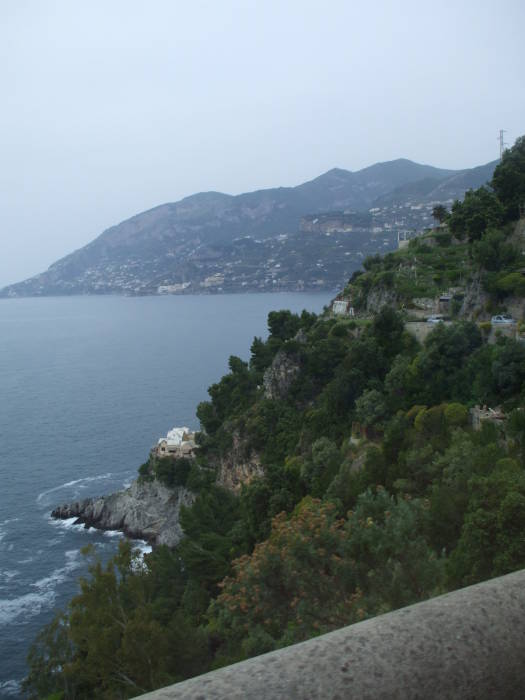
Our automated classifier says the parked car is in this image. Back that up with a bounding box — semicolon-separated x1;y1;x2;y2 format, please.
427;315;444;324
491;315;515;324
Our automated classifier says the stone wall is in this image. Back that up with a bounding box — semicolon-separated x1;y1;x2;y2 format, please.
137;568;525;699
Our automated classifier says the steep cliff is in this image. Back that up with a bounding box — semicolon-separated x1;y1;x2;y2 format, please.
361;285;401;315
217;430;264;493
457;271;490;319
263;350;301;400
52;478;194;547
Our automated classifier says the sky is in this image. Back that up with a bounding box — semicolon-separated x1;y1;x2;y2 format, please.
1;0;524;287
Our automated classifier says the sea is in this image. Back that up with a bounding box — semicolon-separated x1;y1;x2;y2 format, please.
0;292;331;698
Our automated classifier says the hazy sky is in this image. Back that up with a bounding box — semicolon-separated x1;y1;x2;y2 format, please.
1;0;524;287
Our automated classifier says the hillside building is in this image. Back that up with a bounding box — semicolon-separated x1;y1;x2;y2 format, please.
155;426;197;458
332;299;355;316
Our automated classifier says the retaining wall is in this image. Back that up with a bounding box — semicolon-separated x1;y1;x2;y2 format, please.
137;568;525;700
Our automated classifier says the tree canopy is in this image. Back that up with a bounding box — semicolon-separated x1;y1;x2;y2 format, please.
25;132;525;699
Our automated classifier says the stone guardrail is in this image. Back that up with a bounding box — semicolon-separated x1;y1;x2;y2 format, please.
138;569;525;699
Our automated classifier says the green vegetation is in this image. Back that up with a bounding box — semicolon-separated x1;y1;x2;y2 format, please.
449;187;504;241
139;456;193;488
432;204;449;225
348;239;473;307
345;137;525;311
492;135;525;221
25;136;525;699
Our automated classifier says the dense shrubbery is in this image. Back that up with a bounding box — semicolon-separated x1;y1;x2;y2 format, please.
26;302;525;699
139;456;193;488
347;137;525;308
492;135;525;221
448;187;504;240
448;137;525;237
26;136;525;699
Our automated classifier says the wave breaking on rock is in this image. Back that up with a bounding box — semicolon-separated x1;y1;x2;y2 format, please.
52;479;194;548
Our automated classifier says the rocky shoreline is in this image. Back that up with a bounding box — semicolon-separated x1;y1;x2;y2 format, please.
52;478;194;548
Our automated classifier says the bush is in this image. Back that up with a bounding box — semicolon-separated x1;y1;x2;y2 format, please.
414;405;446;436
138;461;153;481
406;405;427;424
154;457;193;488
355;389;388;428
495;272;525;297
375;270;395;288
444;403;469;427
329;322;349;338
435;232;452;247
491;135;525;221
267;310;301;341
282;339;302;355
472;228;517;272
211;499;365;656
449;188;504;241
363;254;383;271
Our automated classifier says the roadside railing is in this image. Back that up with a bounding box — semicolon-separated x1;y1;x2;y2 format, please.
137;568;525;699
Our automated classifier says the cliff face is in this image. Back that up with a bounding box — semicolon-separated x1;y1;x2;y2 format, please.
263;350;301;400
216;348;304;493
457;272;490;320
362;286;400;315
217;431;264;493
52;478;194;547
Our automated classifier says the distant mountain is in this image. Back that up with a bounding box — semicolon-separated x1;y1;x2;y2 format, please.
0;158;498;298
372;160;498;207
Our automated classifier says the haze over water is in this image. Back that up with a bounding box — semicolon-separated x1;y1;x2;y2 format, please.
0;292;330;697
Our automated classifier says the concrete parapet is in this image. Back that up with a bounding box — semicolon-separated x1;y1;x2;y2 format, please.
137;569;525;700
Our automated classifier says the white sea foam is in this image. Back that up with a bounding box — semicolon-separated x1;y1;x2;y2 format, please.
133;539;153;558
0;679;21;697
47;516;100;541
36;472;114;505
0;549;82;625
128;540;152;571
103;529;123;538
0;587;56;625
0;569;20;583
48;516;80;531
0;518;20;527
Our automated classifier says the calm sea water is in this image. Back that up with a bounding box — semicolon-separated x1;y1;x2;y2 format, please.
0;292;330;697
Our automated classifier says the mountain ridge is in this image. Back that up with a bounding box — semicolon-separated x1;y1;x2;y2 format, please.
1;157;498;298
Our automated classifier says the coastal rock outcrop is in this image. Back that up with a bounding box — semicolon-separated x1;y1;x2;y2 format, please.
52;478;194;547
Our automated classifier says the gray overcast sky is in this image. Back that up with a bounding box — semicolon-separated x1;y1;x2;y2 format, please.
1;0;524;287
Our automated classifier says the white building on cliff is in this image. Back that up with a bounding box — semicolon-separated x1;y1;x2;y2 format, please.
155;426;197;458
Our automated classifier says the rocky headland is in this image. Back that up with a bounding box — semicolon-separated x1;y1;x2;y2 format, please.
52;478;195;547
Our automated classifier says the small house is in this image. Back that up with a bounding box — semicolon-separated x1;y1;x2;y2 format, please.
156;426;197;458
332;300;355;316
